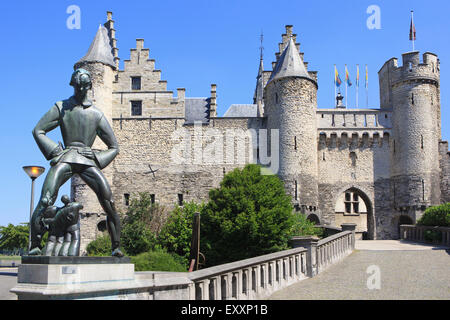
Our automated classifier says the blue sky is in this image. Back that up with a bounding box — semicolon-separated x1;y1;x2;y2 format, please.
0;0;449;226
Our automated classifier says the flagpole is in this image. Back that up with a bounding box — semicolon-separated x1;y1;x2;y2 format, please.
411;10;415;51
334;65;336;107
365;64;368;108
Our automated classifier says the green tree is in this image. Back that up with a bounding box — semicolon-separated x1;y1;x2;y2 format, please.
120;193;164;256
200;164;294;267
157;201;205;265
0;223;29;252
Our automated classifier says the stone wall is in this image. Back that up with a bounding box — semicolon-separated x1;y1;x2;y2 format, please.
111;117;264;214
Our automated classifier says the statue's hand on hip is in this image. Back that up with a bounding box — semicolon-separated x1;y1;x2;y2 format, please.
79;147;95;160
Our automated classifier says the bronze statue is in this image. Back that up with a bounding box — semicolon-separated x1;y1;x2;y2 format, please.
41;195;82;257
29;68;123;257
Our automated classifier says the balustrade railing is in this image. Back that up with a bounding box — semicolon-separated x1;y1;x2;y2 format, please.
400;225;450;246
190;224;356;300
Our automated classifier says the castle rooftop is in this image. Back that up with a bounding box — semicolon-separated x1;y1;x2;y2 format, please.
77;25;116;69
268;37;312;84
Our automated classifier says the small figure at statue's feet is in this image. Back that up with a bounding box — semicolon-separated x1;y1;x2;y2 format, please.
112;248;124;257
28;247;42;256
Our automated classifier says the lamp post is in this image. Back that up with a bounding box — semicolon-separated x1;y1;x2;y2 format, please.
23;166;45;251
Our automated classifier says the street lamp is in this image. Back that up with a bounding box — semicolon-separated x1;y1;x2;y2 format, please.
23;166;45;251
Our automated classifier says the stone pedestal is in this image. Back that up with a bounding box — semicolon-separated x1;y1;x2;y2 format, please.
341;223;357;249
11;256;135;300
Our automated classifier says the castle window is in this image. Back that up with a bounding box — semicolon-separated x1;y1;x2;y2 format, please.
411;93;415;105
385;114;388;119
323;152;326;161
422;179;425;201
350;152;357;167
275;93;279;104
124;194;130;206
421;135;424;149
422;180;425;201
178;194;184;206
294;136;297;150
344;192;361;214
409;62;413;71
150;194;155;205
131;77;141;90
131;100;142;116
295;180;298;201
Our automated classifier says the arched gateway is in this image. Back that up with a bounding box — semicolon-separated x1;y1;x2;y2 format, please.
334;187;374;240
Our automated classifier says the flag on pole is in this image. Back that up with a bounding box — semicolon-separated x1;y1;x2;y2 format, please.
356;64;360;88
356;64;360;108
365;65;368;89
409;11;416;41
345;65;352;86
335;65;342;87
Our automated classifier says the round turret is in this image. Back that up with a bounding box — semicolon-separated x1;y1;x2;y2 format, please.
264;37;319;212
384;51;441;215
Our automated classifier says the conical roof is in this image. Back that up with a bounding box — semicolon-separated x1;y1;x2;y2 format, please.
77;25;115;68
268;37;313;84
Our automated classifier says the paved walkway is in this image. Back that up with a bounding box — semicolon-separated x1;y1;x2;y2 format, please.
269;241;450;300
0;268;18;300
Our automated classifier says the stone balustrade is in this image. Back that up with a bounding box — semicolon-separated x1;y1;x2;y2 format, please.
188;247;308;300
400;224;450;246
189;224;356;300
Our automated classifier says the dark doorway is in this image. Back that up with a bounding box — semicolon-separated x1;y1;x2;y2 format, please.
397;215;414;239
306;214;321;225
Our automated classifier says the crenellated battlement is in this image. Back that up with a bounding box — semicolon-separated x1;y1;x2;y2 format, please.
379;51;440;88
317;109;392;130
318;131;391;149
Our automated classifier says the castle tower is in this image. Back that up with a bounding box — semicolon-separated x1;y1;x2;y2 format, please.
72;17;117;251
379;51;441;220
264;31;319;212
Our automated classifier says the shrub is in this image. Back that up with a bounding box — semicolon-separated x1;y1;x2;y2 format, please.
417;203;450;227
290;214;324;238
86;233;111;256
201;164;294;267
424;230;442;242
157;202;204;266
131;248;187;272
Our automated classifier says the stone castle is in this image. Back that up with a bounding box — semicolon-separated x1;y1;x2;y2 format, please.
69;12;450;252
